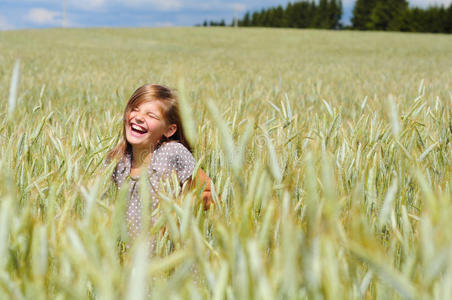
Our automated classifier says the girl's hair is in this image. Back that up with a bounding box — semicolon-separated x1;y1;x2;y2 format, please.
107;84;192;160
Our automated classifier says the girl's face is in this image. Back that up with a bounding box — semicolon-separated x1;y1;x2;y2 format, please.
125;100;176;150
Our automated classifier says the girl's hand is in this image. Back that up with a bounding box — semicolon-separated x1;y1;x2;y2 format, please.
188;168;213;210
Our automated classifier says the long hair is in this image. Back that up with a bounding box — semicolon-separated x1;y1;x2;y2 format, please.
107;84;192;161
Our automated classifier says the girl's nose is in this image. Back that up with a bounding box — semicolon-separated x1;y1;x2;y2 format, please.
134;113;145;123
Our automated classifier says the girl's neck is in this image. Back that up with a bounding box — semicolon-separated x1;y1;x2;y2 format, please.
131;145;155;169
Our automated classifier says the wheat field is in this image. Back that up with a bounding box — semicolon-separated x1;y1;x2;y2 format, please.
0;27;451;299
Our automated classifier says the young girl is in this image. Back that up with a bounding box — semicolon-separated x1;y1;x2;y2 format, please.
107;84;212;239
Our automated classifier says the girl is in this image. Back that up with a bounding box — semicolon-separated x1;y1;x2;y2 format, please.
107;84;212;239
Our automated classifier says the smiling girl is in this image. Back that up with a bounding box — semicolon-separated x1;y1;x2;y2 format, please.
107;84;212;239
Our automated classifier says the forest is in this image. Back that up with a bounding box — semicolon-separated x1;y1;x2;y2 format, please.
201;0;452;33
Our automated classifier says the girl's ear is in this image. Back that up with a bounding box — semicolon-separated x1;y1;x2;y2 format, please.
164;124;177;138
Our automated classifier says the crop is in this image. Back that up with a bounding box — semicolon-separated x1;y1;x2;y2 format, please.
0;27;451;299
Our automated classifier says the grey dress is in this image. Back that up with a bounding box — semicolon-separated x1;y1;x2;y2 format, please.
112;142;195;239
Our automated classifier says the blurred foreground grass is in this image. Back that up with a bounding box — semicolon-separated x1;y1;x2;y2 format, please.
0;27;451;299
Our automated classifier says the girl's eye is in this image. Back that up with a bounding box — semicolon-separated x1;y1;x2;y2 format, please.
148;113;158;119
132;108;139;112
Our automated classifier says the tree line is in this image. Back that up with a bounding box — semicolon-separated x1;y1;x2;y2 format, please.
200;0;342;29
199;0;452;34
352;0;452;33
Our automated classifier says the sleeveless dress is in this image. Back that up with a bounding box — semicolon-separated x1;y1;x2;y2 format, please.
112;142;195;239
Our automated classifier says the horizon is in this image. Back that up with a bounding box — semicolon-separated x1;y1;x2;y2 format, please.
1;0;451;31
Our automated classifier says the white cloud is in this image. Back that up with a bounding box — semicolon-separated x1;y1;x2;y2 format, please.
25;8;62;25
64;0;182;11
122;0;182;11
0;15;14;30
64;0;242;12
68;0;107;11
231;3;247;12
147;0;182;11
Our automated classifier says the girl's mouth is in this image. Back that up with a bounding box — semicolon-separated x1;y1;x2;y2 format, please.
130;123;148;135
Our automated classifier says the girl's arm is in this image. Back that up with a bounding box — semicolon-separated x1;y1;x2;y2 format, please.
188;168;213;210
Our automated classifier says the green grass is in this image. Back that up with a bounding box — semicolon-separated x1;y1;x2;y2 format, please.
0;27;451;299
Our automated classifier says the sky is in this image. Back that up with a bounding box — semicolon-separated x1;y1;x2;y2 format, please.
0;0;451;30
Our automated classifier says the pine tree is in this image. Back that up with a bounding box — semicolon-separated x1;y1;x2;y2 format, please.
446;4;452;33
261;9;270;26
285;3;295;27
243;12;250;26
328;0;343;29
266;8;275;27
368;0;390;30
352;0;377;30
274;5;285;27
337;0;343;28
368;0;408;31
251;12;259;26
309;1;318;27
315;0;329;28
388;0;409;30
423;6;445;33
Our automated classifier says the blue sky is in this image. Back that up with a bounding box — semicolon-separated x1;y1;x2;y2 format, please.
1;0;451;30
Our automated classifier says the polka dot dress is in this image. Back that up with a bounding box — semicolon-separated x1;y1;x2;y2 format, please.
112;142;195;240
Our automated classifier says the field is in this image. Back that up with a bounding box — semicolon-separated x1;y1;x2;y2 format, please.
0;27;451;299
